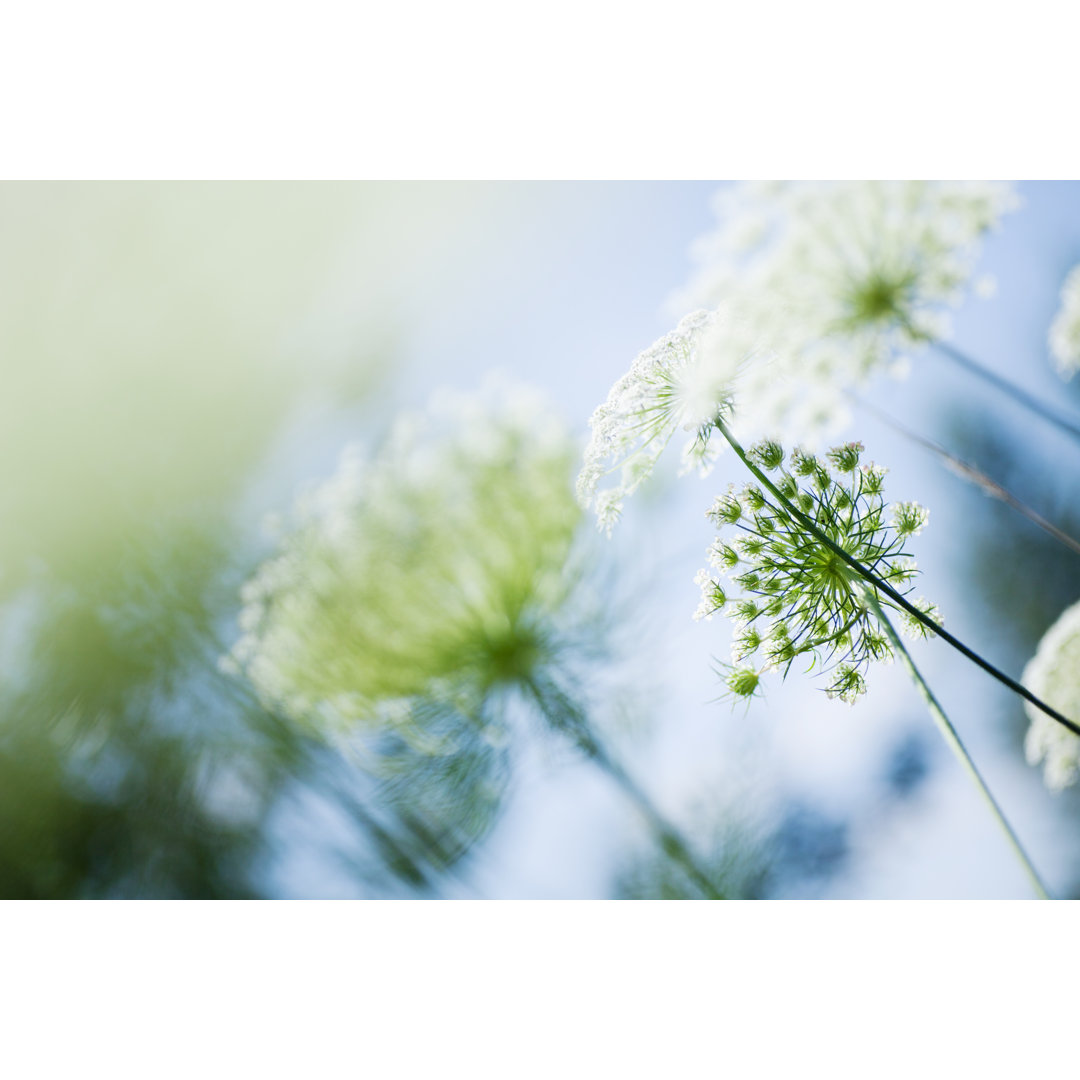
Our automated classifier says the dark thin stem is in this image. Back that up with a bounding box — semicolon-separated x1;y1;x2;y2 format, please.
933;340;1080;445
849;392;1080;559
526;675;727;900
864;586;1050;900
715;419;1080;739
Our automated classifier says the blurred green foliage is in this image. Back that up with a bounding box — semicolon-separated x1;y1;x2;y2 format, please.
0;182;527;898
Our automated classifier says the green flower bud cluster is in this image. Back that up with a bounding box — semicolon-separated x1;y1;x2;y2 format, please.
694;439;941;704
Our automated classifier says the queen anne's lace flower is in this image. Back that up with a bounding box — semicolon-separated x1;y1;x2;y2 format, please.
694;439;940;704
1049;264;1080;380
672;181;1018;445
1021;598;1080;791
226;380;582;737
576;309;735;532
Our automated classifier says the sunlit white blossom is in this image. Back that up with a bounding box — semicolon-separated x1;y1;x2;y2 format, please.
1022;598;1080;791
1049;264;1080;380
673;181;1018;444
576;309;736;532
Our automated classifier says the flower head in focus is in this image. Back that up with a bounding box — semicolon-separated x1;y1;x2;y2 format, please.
576;309;737;533
1021;598;1080;791
673;181;1018;445
693;439;940;704
1049;264;1080;380
226;379;586;742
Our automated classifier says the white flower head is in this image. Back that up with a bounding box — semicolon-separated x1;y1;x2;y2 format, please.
1022;598;1080;791
673;181;1018;445
227;378;583;735
1049;264;1080;380
577;309;736;532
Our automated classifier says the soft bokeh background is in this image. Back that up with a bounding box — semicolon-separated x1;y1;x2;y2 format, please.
2;180;1078;899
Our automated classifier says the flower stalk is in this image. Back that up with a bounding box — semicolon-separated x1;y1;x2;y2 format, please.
860;584;1050;899
932;339;1080;445
524;674;727;900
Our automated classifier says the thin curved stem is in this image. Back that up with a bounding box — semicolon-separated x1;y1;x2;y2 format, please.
849;392;1080;559
862;586;1050;900
715;418;1080;739
525;674;727;900
593;746;728;901
933;340;1080;445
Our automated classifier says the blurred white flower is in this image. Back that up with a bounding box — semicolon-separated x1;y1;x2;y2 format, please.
1049;264;1080;380
1022;598;1080;791
227;378;584;736
672;181;1017;444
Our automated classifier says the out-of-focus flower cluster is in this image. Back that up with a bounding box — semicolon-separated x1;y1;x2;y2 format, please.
1049;264;1080;380
693;439;940;703
671;181;1017;444
226;380;584;743
578;183;1015;536
1022;598;1080;791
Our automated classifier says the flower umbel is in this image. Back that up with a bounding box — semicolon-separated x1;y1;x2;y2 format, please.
674;181;1017;444
1021;598;1080;791
226;379;584;736
577;309;733;532
694;439;941;703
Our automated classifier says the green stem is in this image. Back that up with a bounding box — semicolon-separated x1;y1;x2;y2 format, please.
861;586;1050;900
525;675;727;900
595;748;728;901
933;340;1080;446
714;418;1080;739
